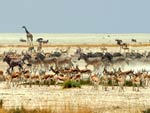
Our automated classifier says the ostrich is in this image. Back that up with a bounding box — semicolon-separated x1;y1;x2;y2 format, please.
22;26;33;45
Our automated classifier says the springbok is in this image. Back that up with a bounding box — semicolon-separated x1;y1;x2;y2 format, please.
0;70;5;81
116;74;125;92
53;74;69;87
132;73;141;91
71;74;81;82
89;74;100;90
76;65;92;79
101;74;109;91
9;71;22;87
41;74;54;86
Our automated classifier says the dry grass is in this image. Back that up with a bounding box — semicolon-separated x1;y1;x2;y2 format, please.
0;106;92;113
0;106;148;113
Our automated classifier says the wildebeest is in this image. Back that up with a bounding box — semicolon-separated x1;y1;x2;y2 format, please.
131;39;137;42
42;40;49;44
3;55;24;74
36;38;43;42
20;39;26;42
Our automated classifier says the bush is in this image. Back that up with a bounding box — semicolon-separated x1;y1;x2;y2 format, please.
125;80;133;86
0;99;3;108
143;108;150;113
63;80;81;89
80;79;91;85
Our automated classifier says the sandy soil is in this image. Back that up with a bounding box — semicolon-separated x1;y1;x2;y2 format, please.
0;84;149;112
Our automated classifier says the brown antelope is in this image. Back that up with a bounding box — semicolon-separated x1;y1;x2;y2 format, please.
71;74;81;82
116;74;125;92
41;74;54;86
145;74;150;87
103;67;119;90
22;70;31;87
53;74;69;87
90;74;100;90
76;65;92;79
101;74;109;91
110;75;116;90
140;72;147;88
30;75;41;86
9;71;22;87
132;73;141;91
0;70;5;81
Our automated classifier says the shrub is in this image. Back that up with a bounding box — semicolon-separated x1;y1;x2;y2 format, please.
125;80;133;86
80;79;91;85
63;80;81;89
0;99;3;108
143;108;150;113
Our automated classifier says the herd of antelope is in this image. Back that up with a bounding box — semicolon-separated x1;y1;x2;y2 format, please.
0;44;150;92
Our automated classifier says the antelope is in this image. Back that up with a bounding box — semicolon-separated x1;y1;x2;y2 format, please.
145;73;150;87
90;74;100;90
0;70;5;81
9;71;22;87
101;74;109;91
42;40;49;44
110;75;116;90
41;74;54;86
30;75;41;86
53;74;69;87
116;74;125;92
22;70;32;87
71;74;81;82
132;73;141;91
76;65;92;79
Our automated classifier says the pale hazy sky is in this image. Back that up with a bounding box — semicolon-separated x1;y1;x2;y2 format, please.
0;0;150;33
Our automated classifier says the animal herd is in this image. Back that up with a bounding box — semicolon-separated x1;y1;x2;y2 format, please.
0;45;150;92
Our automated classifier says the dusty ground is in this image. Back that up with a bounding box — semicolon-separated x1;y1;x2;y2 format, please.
0;84;149;112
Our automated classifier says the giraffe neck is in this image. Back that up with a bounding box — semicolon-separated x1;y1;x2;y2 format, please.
24;27;30;34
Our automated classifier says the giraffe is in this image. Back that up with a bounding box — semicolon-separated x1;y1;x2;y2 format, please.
22;26;33;45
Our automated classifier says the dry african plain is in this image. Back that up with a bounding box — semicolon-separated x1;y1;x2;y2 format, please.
0;34;150;113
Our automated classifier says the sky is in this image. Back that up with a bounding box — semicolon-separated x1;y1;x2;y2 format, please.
0;0;150;33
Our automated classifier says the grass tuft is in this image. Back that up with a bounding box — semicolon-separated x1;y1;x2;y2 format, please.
63;80;81;89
